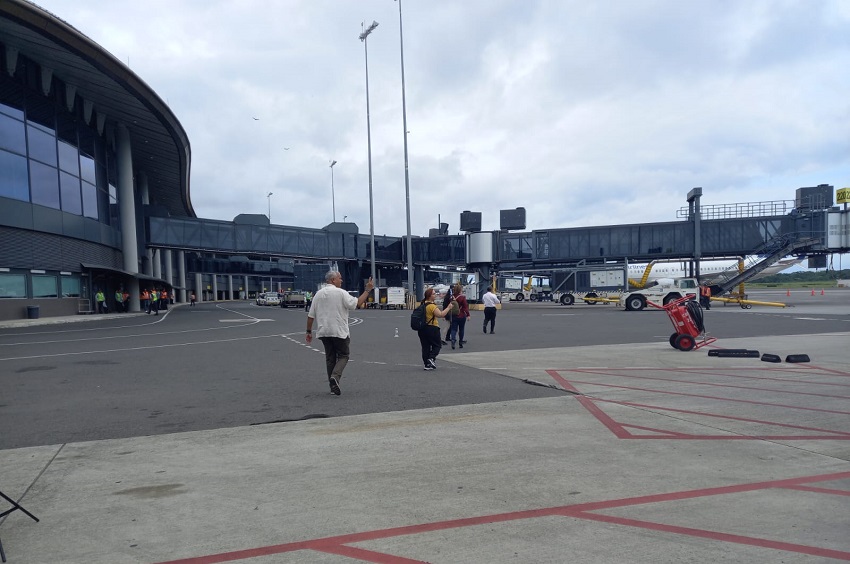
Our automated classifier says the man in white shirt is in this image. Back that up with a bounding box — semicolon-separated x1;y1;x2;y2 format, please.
482;287;501;334
306;271;374;395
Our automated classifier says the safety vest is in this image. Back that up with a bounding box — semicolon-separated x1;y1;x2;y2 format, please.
700;286;711;297
151;292;158;302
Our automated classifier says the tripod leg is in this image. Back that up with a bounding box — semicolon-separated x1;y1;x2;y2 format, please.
0;491;38;523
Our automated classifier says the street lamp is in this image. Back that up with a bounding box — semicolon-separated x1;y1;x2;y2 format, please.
329;160;337;223
360;20;378;301
267;191;273;291
395;0;415;300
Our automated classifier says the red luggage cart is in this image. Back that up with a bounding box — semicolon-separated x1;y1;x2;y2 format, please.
647;295;717;351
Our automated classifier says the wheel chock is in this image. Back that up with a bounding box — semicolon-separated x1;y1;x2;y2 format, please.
708;349;749;357
712;350;760;358
760;353;782;363
785;354;810;363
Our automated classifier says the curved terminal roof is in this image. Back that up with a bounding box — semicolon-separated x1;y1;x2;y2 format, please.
0;0;194;217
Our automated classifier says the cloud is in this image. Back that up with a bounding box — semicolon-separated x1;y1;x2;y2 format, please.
33;0;850;239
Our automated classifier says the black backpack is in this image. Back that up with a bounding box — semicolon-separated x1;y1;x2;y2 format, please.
410;302;428;331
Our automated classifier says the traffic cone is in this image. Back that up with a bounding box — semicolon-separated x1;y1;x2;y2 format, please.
821;289;825;296
811;289;815;296
786;289;790;297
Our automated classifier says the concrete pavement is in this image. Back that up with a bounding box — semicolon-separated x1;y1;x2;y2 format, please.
1;312;849;562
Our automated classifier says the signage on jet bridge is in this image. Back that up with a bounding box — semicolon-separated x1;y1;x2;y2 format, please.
837;187;850;204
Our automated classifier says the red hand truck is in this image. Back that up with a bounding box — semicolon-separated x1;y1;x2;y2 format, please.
647;295;717;351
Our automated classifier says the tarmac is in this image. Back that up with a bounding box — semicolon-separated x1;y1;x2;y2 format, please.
1;307;849;563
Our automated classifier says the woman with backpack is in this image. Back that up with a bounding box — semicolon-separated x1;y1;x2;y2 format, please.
417;287;453;370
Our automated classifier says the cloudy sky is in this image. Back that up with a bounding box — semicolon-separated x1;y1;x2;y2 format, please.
33;0;850;241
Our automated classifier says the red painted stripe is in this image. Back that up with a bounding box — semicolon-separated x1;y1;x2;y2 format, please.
317;544;429;563
565;377;850;415
779;484;850;496
570;511;850;560
154;471;850;564
547;370;632;438
596;398;850;437
567;367;850;398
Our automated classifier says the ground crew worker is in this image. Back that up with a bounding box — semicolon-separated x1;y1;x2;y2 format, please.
95;290;106;314
160;289;169;310
700;283;712;310
142;289;151;313
150;288;159;315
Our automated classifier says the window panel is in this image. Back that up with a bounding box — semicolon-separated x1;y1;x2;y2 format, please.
32;275;58;298
29;160;60;209
0;112;25;154
60;171;82;215
26;123;57;166
58;139;79;174
61;275;81;298
0;149;29;201
0;274;27;298
80;152;96;184
82;181;98;219
0;100;24;120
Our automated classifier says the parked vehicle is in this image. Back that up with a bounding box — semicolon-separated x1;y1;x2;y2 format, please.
618;278;699;311
263;293;280;306
280;291;306;308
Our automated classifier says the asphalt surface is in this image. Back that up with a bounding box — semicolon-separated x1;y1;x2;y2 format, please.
0;289;848;563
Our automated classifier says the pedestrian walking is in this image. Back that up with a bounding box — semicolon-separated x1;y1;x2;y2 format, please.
150;288;159;315
441;287;453;344
190;292;196;306
95;289;107;314
114;289;123;313
449;283;470;349
417;287;454;370
482;286;500;334
305;271;374;395
141;289;150;313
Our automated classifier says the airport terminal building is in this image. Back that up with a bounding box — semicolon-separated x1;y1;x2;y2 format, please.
0;0;193;319
1;1;847;322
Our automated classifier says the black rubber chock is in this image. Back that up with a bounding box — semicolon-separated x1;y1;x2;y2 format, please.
785;354;810;363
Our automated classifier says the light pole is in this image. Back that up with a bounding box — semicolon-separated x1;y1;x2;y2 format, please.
267;191;273;222
360;20;378;301
329;160;337;223
395;0;415;301
267;191;273;291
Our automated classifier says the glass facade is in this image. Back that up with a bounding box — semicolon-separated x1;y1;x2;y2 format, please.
0;46;116;225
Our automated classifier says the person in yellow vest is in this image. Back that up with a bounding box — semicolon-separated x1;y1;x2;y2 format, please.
150;288;159;315
95;289;106;314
